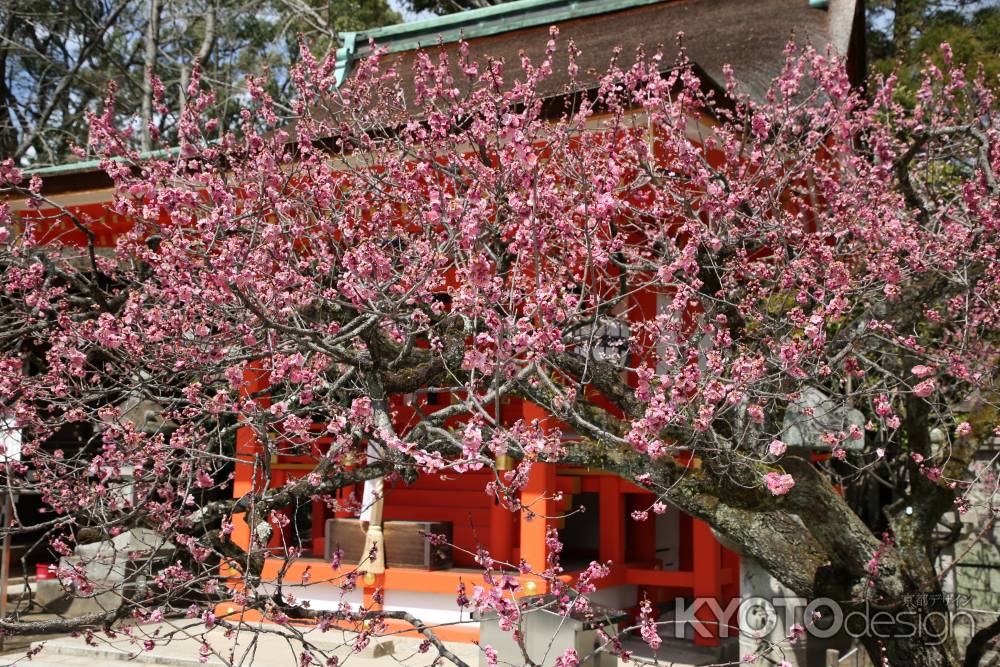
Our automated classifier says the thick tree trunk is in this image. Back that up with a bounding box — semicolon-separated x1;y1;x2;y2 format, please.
140;0;161;153
0;4;20;159
560;444;965;667
875;634;957;667
546;355;979;667
891;0;927;58
964;617;1000;667
179;2;216;116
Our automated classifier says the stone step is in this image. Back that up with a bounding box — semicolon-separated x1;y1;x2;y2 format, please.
24;640;219;666
9;623;482;667
0;653;103;667
0;621;727;667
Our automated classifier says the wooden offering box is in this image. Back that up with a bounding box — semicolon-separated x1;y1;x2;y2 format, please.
324;518;453;570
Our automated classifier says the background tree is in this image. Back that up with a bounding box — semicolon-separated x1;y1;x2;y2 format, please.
0;0;400;166
6;0;1000;166
867;0;1000;82
1;38;998;667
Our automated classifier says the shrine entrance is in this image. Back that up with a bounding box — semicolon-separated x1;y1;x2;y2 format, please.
227;372;739;645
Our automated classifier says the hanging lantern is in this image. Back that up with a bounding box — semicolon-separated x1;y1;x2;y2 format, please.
573;316;631;368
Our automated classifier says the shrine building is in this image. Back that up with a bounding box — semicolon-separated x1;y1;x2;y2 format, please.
10;0;864;654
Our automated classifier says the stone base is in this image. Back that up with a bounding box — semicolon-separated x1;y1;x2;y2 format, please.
365;640;395;659
31;578;123;617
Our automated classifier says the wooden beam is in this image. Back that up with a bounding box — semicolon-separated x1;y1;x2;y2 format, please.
623;568;694;588
384;489;492;506
382;506;489;526
212;604;481;643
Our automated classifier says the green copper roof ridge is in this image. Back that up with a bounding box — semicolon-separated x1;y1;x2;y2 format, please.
23;160;105;177
25;145;183;177
347;0;602;40
340;0;669;56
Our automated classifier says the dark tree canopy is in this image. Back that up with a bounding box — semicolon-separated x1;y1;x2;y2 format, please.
5;0;999;167
0;0;401;166
867;0;1000;82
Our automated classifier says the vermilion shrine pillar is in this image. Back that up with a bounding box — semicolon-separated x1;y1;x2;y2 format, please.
692;518;723;646
231;364;270;558
518;401;556;593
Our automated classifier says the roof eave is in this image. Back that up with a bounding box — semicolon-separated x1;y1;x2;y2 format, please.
336;0;674;83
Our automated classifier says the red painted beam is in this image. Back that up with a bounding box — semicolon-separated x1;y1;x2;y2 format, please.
623;568;695;588
386;489;490;507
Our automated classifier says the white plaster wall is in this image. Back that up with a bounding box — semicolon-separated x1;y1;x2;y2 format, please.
655;505;679;570
382;590;478;627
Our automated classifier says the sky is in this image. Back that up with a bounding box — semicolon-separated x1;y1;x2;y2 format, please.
388;0;437;23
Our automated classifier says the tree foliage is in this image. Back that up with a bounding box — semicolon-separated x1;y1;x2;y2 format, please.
0;0;400;165
867;0;1000;84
